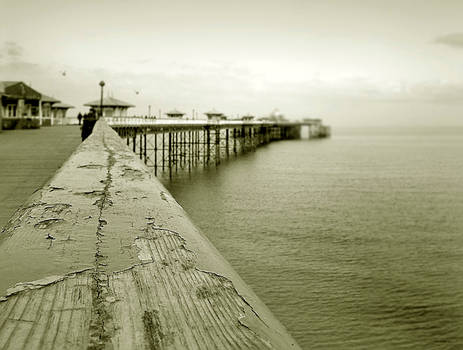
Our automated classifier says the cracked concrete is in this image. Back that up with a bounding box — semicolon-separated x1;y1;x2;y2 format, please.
0;120;301;349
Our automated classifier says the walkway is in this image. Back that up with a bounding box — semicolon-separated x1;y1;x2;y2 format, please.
0;126;81;229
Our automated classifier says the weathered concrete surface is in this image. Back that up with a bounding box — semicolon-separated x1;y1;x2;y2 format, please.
0;126;82;229
0;120;301;349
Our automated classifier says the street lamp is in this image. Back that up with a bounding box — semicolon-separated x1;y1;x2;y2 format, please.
99;80;105;120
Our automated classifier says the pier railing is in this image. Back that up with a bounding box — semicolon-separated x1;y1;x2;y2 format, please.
107;116;330;177
0;119;301;349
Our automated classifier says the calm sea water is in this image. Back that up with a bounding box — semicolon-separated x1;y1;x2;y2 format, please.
161;127;463;350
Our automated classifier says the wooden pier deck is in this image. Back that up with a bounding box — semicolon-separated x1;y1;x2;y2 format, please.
0;126;82;229
0;120;300;349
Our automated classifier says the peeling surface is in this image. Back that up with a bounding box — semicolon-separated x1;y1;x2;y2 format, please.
121;166;144;180
78;164;105;169
3;267;93;299
74;190;105;198
159;191;168;202
49;186;65;192
0;120;301;350
33;218;64;229
43;203;72;215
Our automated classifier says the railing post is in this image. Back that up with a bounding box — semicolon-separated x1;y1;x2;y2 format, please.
154;131;158;176
139;131;143;160
132;129;136;153
143;130;147;164
206;127;210;166
215;126;220;166
162;131;165;172
168;131;172;178
175;131;178;173
225;128;229;159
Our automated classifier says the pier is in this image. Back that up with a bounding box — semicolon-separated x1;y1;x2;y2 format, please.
108;117;330;177
0;119;302;349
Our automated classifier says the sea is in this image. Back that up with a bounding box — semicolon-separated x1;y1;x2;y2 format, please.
160;126;463;350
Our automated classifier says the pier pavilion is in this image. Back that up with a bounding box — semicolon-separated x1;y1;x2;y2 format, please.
41;95;74;126
241;114;255;121
51;102;75;125
165;109;185;119
41;94;60;125
84;96;134;118
0;81;73;129
204;108;225;121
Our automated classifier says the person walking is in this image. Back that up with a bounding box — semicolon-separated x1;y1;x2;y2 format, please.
81;111;97;141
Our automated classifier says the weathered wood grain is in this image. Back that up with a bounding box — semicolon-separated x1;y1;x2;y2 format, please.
0;120;301;349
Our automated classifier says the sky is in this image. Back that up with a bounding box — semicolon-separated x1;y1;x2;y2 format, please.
1;0;463;127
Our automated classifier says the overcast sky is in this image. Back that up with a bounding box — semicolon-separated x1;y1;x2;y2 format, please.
1;0;463;126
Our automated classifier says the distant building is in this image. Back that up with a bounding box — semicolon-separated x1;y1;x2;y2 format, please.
204;109;225;121
51;103;75;125
84;96;134;118
266;108;287;122
0;81;73;129
165;109;185;119
41;94;60;122
41;95;74;126
241;114;255;121
303;118;321;124
0;81;41;121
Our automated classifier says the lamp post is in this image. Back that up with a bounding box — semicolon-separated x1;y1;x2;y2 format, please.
99;81;105;120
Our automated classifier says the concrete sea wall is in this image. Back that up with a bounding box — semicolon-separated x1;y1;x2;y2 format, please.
0;119;300;349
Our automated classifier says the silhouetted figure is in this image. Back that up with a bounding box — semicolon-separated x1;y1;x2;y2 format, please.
81;111;97;141
77;113;83;125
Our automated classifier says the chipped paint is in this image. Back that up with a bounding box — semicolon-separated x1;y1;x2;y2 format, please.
33;218;64;229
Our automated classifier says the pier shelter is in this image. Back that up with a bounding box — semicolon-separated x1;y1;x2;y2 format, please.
165;109;185;119
241;114;255;121
0;81;41;129
51;102;74;125
41;95;74;126
204;108;225;121
0;81;74;129
0;81;73;129
41;94;60;125
84;96;134;118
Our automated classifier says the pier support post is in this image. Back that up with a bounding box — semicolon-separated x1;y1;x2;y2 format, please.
196;130;200;166
139;131;143;160
132;131;136;153
215;127;220;166
188;130;192;172
225;128;229;159
143;131;147;164
206;127;210;165
168;131;172;178
154;132;158;176
162;131;165;172
175;131;178;173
